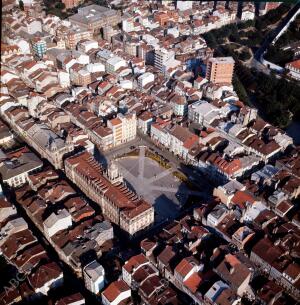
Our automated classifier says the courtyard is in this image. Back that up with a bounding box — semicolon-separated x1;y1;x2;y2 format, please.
116;146;205;223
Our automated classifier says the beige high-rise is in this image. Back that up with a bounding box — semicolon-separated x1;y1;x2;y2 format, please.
206;57;235;84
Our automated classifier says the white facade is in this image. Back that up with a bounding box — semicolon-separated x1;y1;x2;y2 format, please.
84;260;105;294
106;56;127;73
58;71;71;88
137;72;154;88
86;63;105;73
0;201;17;223
35;273;63;295
177;0;193;11
154;48;175;72
122;18;134;32
43;209;72;237
26;20;42;34
241;9;255;21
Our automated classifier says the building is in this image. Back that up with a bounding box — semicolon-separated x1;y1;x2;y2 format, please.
55;293;85;305
0;197;17;223
64;152;154;236
259;2;281;15
43;209;72;237
107;113;137;147
69;5;121;34
206;57;235;84
32;38;47;58
137;72;154;89
62;0;82;9
176;0;193;11
29;262;63;296
286;60;300;81
138;111;154;134
102;280;131;305
84;260;105;294
154;48;175;72
188;101;220;127
0;149;43;188
105;56;127;74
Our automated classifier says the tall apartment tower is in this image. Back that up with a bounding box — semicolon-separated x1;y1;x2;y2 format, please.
205;57;235;84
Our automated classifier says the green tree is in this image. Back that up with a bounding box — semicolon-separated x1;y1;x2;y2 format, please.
19;0;24;10
55;2;66;10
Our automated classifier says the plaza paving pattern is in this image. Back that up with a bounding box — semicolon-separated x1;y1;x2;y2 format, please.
116;146;205;223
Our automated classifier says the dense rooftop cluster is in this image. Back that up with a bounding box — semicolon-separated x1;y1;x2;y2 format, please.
0;0;299;304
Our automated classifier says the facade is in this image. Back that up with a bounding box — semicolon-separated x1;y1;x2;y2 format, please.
107;113;137;147
62;0;82;9
138;111;153;134
286;60;300;81
206;57;235;84
138;72;154;89
84;260;105;294
32;38;47;58
106;56;126;73
0;150;43;188
176;1;193;11
43;209;73;237
64;152;154;236
154;48;175;72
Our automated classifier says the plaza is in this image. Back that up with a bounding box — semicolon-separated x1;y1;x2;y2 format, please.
116;146;205;223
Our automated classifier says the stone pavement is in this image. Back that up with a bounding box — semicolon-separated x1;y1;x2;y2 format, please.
116;147;207;222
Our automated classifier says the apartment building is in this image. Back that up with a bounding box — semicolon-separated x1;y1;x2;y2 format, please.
57;26;93;49
206;57;235;84
83;260;105;294
64;151;154;236
62;0;82;9
107;113;137;147
0;148;43;188
154;48;175;72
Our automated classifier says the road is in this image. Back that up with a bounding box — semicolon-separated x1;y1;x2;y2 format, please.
254;2;300;62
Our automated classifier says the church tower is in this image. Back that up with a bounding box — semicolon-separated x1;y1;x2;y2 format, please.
107;160;123;185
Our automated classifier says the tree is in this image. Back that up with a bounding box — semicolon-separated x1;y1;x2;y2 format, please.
239;49;251;61
19;0;24;10
233;75;250;105
55;2;66;10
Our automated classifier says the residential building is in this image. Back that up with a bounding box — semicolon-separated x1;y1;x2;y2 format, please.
154;48;175;72
0;197;16;223
28;262;63;296
32;38;47;58
106;56;127;74
102;280;131;305
84;260;105;294
286;60;300;81
107;113;137;147
206;57;235;84
137;111;153;134
62;0;82;9
0;148;43;188
176;1;193;11
43;209;72;237
138;72;154;89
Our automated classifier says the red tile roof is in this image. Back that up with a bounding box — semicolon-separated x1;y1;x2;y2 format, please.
102;280;130;302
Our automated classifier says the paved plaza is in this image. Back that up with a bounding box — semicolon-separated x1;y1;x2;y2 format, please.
116;147;205;223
